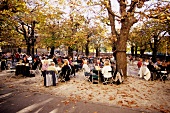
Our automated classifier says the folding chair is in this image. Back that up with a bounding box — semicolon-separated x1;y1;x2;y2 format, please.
103;70;114;85
44;71;57;86
92;70;99;84
160;71;168;83
59;69;71;82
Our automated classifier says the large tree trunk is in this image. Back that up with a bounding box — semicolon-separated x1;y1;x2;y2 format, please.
107;0;139;78
116;29;129;78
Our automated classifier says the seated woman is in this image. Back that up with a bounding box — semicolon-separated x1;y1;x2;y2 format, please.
46;62;58;86
82;60;91;80
47;62;58;73
68;56;76;77
101;59;112;83
138;62;151;81
22;55;29;64
113;70;124;85
60;59;71;81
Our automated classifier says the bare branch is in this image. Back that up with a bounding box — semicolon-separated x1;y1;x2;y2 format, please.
15;25;24;35
127;0;138;12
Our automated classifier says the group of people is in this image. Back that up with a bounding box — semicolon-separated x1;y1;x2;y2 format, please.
137;58;170;81
82;57;123;85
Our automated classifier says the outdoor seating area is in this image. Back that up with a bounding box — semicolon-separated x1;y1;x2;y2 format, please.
1;52;170;86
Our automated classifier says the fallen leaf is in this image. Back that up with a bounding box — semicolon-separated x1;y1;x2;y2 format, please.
109;96;115;101
118;101;123;105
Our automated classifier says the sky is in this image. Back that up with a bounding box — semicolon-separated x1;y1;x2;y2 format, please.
46;0;168;30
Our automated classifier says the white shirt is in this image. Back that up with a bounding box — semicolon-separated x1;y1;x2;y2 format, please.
82;64;90;73
102;65;112;78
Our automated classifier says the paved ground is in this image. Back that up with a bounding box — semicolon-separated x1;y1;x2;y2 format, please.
0;61;170;113
0;86;147;113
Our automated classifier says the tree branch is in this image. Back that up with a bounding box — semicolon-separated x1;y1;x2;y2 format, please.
15;25;24;35
127;0;138;12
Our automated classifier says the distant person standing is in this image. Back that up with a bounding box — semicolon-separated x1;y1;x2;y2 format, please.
137;58;143;69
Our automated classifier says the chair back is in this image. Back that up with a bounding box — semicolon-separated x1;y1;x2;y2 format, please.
45;70;56;86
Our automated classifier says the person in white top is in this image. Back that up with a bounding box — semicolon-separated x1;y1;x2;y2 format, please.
138;62;151;81
102;60;112;78
82;60;91;77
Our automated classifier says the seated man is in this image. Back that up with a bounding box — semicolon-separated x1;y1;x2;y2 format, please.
138;62;151;81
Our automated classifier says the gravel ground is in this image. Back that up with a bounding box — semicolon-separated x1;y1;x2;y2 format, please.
0;62;170;113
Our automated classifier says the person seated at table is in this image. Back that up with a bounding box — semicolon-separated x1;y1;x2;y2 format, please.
138;62;151;81
167;61;170;74
68;56;76;77
82;60;91;79
45;62;58;86
76;55;83;71
32;58;39;70
47;62;58;73
41;60;49;77
154;59;162;79
94;58;103;68
159;61;168;80
101;59;112;82
154;59;162;67
160;61;167;71
60;59;71;81
22;55;29;64
147;62;156;80
113;70;124;85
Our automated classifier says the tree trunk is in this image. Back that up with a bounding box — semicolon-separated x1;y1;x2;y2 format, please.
36;48;37;55
140;49;145;58
150;35;159;63
27;44;31;55
152;48;157;63
68;46;73;57
131;45;134;56
112;45;116;60
50;46;55;57
18;48;21;53
135;45;138;58
85;43;89;57
116;24;130;78
96;47;99;57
